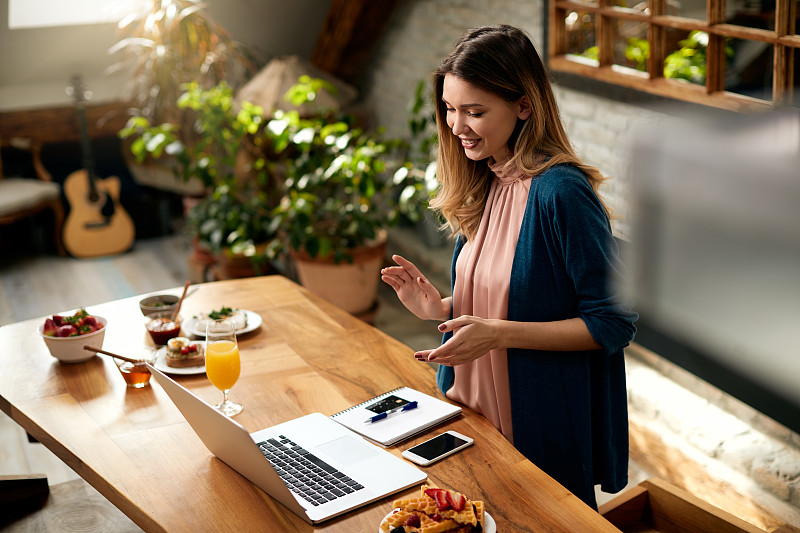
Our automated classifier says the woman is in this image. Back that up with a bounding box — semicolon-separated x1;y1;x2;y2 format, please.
381;25;637;509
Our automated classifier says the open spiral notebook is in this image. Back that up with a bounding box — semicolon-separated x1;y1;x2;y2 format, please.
330;387;462;447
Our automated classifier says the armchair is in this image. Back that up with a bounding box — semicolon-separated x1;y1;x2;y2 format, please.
0;137;66;256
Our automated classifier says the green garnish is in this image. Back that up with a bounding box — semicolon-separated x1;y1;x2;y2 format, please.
208;307;234;320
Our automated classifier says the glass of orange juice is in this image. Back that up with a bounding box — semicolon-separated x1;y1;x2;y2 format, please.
205;319;242;416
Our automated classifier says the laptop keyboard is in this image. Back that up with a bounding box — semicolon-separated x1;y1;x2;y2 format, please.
258;435;365;506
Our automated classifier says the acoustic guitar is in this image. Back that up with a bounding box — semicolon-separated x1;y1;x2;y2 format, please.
63;76;135;258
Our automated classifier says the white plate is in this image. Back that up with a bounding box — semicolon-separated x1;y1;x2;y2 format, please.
183;310;262;338
378;508;495;533
154;343;206;375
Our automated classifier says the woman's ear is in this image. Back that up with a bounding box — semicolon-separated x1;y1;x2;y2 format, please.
517;95;532;120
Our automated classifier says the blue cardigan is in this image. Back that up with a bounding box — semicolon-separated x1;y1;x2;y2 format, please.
436;164;637;506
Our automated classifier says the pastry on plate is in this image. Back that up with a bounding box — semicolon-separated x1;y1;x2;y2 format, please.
165;337;204;368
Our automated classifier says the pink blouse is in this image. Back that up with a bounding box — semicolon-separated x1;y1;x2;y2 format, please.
447;159;532;444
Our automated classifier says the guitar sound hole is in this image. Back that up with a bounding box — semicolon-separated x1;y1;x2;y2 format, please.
100;193;115;218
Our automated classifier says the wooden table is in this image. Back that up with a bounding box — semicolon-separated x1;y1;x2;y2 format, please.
0;276;621;532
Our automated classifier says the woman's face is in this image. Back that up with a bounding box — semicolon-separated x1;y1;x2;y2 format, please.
442;73;530;163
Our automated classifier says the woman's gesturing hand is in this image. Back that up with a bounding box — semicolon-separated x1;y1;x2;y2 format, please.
415;315;500;366
380;255;449;321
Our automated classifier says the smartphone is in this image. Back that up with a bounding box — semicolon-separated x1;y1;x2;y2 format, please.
401;431;473;466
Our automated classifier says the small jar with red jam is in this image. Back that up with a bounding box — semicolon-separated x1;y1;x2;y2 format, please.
145;311;182;346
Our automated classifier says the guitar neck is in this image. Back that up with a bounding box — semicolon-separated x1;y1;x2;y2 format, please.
74;102;99;195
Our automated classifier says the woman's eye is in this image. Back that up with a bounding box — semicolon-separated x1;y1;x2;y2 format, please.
468;112;483;117
445;107;455;113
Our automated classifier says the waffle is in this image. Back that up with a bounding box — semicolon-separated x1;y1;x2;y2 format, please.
385;485;485;532
379;508;458;533
472;501;484;526
392;496;437;516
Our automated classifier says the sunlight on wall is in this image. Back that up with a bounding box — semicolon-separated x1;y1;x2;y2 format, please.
8;0;136;29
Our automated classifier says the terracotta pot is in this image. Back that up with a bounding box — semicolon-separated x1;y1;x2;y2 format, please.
187;236;217;283
290;232;387;316
212;243;274;280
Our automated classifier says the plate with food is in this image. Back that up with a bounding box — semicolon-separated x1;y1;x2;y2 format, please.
154;338;206;375
379;485;494;533
184;307;262;338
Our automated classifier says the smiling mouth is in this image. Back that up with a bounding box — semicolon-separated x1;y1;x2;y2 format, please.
460;138;480;149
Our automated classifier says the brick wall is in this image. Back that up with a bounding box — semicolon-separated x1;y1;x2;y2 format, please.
361;0;800;527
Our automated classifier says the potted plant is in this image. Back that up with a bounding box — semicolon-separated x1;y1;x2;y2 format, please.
186;181;278;279
405;79;447;248
266;78;429;317
120;81;280;279
110;0;256;195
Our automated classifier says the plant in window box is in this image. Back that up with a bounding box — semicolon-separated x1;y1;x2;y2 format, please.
266;77;429;316
663;31;734;85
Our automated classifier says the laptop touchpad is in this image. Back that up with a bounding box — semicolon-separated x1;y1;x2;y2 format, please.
317;436;378;466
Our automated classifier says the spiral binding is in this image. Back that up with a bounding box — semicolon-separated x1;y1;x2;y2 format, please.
330;386;406;417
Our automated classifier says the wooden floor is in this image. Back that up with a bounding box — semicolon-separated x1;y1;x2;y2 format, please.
0;232;641;530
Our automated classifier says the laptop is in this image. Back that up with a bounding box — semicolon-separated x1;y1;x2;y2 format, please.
147;364;426;524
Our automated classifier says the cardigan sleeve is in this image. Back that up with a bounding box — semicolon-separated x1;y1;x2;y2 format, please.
546;172;638;355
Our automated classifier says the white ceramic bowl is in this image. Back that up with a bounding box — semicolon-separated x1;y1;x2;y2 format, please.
39;316;107;363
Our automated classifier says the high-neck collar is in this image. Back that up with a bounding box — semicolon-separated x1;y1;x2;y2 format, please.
488;157;529;185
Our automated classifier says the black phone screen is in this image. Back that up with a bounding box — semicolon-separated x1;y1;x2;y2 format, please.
409;433;468;461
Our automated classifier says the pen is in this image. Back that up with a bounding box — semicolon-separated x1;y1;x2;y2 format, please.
363;401;418;423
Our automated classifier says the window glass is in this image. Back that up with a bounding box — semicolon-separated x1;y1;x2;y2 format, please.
725;39;774;101
566;11;597;57
725;0;776;30
614;18;649;71
663;30;710;85
795;49;800;90
613;0;643;11
673;0;706;19
795;0;800;34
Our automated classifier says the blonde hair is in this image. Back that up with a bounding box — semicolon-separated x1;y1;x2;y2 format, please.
430;25;610;241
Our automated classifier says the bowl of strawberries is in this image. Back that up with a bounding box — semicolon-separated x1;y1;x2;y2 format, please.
39;308;107;363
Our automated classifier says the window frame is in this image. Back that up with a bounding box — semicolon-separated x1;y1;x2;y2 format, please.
547;0;799;111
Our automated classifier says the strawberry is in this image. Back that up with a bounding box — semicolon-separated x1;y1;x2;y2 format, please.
42;318;58;337
56;325;78;337
445;490;466;511
424;488;450;511
43;309;102;338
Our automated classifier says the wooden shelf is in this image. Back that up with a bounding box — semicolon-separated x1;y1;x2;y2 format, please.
0;101;129;145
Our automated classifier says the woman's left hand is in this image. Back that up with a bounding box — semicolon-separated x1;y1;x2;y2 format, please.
415;315;500;366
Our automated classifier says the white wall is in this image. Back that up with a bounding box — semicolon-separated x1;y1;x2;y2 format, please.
0;0;330;110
